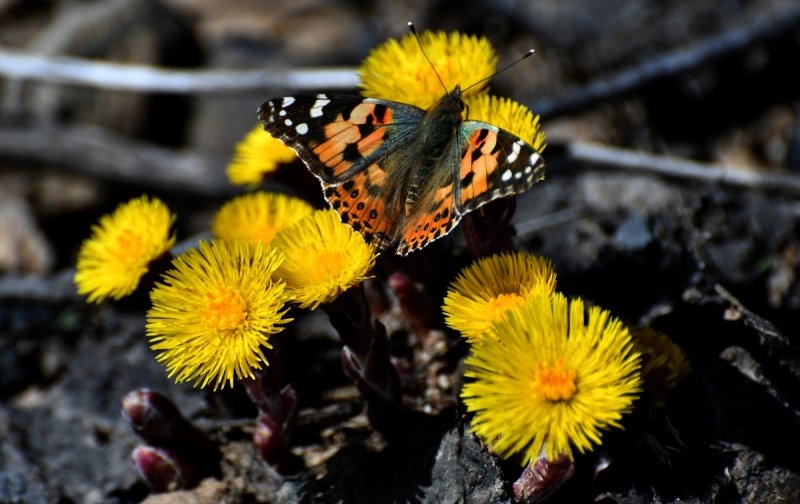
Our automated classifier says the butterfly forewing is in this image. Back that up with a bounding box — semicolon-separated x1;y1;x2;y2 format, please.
259;94;425;247
259;95;422;183
455;122;545;214
396;122;545;255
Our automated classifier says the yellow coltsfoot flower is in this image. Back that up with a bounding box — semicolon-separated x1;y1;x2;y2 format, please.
465;94;546;153
75;195;176;303
271;209;377;309
358;30;497;109
146;240;290;390
462;293;642;463
630;326;691;409
227;125;297;186
211;192;314;246
443;252;556;343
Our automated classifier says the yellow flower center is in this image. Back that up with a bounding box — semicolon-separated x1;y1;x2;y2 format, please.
306;250;346;284
202;287;247;330
115;231;147;265
488;292;525;321
534;359;577;402
252;227;278;245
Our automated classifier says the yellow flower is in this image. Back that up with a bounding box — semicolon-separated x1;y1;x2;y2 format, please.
465;94;547;153
227;125;297;186
75;195;176;303
358;30;497;110
271;209;377;309
146;240;290;390
211;192;314;245
462;293;642;463
442;252;556;343
630;326;691;408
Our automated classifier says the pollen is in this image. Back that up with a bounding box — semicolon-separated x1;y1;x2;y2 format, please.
202;288;247;330
487;292;526;320
305;250;347;285
535;359;578;402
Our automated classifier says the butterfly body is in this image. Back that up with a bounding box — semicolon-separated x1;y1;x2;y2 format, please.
259;88;544;255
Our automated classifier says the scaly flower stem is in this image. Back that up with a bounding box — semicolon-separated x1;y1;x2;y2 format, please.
388;271;439;340
512;451;575;503
237;334;301;471
122;389;220;489
324;286;402;410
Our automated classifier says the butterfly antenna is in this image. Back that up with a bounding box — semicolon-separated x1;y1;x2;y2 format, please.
461;48;536;95
408;21;450;94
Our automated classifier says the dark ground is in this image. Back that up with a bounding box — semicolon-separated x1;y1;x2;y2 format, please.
1;1;799;503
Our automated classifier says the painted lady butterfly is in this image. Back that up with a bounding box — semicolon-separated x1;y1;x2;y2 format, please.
258;86;544;255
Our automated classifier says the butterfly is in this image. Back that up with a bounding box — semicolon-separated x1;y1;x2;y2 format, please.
258;86;544;255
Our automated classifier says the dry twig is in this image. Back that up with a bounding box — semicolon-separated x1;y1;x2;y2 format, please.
0;48;359;94
0;123;235;197
566;141;800;195
530;8;800;118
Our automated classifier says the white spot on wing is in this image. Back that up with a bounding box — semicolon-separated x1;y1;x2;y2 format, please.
284;118;293;126
507;141;522;163
296;123;309;135
282;97;295;108
279;109;287;117
310;97;331;118
501;169;513;182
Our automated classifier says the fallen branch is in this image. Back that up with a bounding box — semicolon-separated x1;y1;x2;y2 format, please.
0;123;235;197
0;269;78;302
566;141;800;195
530;8;800;118
0;48;359;94
714;284;791;346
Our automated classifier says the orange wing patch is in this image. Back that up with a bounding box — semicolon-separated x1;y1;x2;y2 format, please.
312;104;393;178
398;183;459;255
458;129;500;207
324;163;396;248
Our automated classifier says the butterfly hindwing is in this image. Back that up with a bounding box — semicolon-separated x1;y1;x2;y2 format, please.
397;178;459;255
323;162;396;249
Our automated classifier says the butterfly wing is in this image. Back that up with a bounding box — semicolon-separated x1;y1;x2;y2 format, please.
396;122;545;255
259;94;425;247
454;122;545;214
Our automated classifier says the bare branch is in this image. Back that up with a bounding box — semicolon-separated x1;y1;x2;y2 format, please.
530;8;800;118
566;141;800;195
0;49;360;94
0;123;236;197
0;269;78;302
